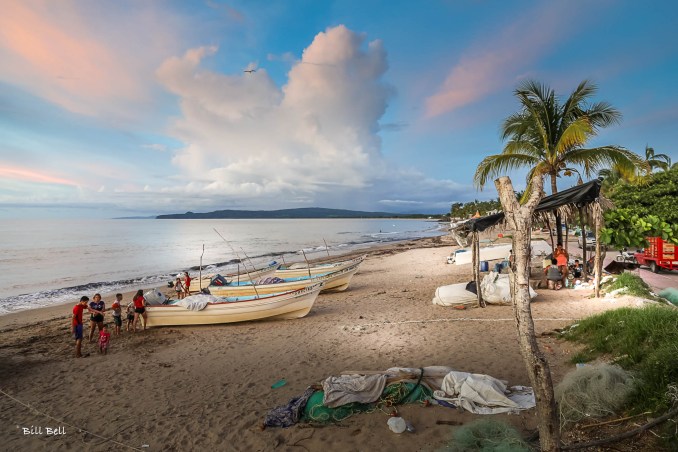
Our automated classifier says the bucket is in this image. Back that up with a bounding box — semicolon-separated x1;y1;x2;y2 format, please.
480;261;489;272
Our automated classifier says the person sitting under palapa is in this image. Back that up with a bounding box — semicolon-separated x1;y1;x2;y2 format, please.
545;258;563;290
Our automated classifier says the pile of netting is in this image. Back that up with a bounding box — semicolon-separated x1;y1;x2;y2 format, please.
439;419;532;452
659;287;678;306
302;382;432;423
555;364;635;428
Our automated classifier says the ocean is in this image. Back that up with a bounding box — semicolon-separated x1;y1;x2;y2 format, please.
0;218;445;314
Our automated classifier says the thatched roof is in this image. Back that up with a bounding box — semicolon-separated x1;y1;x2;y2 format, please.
455;178;611;234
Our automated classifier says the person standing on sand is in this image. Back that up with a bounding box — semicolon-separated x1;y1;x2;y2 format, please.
111;294;123;336
175;277;184;300
98;324;111;354
132;289;147;332
553;244;569;287
88;293;106;343
183;272;191;298
71;296;89;358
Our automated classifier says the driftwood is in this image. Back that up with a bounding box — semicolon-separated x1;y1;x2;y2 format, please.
562;405;678;450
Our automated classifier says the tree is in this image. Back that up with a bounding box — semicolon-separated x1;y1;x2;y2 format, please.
474;79;642;245
642;145;671;174
606;165;678;224
495;173;561;451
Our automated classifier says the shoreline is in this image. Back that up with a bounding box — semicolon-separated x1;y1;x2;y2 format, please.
0;235;455;330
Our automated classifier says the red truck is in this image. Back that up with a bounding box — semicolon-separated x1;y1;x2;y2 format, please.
634;237;677;273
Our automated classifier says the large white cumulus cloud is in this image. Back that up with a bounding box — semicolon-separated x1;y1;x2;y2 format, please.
156;25;399;210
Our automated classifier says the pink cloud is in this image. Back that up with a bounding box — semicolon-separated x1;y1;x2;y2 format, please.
424;2;579;118
0;1;180;119
0;165;79;187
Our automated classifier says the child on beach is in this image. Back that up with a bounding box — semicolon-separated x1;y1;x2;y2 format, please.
111;294;123;336
98;325;111;354
183;272;191;298
175;277;185;300
125;302;135;332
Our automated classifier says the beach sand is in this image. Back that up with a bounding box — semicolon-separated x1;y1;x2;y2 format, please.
0;236;649;451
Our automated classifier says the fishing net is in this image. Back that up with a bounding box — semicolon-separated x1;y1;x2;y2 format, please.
659;287;678;306
302;382;432;423
555;364;635;428
439;419;531;452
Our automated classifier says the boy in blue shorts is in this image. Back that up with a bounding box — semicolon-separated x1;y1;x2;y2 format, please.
72;296;89;358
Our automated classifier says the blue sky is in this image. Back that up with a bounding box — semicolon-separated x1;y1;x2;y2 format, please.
1;0;676;218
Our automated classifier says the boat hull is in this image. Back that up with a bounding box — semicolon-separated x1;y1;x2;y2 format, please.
146;283;322;327
190;263;280;292
275;255;365;279
207;262;361;297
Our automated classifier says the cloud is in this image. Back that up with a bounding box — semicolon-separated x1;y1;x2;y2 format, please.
142;144;168;152
0;165;79;187
0;1;181;120
156;25;399;208
424;2;577;118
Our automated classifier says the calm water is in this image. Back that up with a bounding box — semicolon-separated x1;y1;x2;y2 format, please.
0;218;444;314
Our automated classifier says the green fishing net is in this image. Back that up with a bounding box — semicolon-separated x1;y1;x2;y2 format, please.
440;419;532;452
302;382;432;423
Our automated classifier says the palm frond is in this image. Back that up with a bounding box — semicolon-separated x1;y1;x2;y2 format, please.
473;153;539;189
586;101;622;128
565;146;645;179
555;117;593;153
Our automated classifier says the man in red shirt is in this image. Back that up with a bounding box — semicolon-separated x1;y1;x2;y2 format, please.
72;296;89;358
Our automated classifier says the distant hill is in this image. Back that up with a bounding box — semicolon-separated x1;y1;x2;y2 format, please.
156;207;439;220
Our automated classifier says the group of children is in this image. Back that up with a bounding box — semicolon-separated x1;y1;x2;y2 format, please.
71;289;149;358
173;271;192;300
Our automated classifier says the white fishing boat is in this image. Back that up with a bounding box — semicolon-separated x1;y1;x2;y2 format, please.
190;261;280;292
275;255;366;278
207;262;361;297
145;282;323;327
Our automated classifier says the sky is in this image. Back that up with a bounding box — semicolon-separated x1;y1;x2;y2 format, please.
0;0;677;218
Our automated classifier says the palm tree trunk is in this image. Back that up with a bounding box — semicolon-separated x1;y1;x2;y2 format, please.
495;175;560;452
579;207;587;280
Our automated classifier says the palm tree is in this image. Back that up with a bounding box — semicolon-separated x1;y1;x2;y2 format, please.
643;145;671;174
474;79;643;245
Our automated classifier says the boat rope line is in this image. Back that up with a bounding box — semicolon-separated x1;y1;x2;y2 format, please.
0;388;145;451
341;317;579;329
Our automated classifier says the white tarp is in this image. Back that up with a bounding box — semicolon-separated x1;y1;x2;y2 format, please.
435;371;536;415
175;294;221;311
322;374;388;408
480;271;537;304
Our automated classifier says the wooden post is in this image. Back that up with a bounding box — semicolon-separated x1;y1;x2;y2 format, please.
579;207;587;280
495;174;560;452
472;231;485;308
594;210;602;298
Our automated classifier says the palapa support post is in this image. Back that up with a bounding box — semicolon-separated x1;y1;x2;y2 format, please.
472;231;485;308
579;207;587;280
594;208;603;298
495;174;560;452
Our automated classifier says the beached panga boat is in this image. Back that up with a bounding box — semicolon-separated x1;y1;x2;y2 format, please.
189;261;280;292
207;262;361;297
145;282;323;327
275;254;366;279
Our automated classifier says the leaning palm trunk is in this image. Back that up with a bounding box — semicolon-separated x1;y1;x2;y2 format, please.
495;174;561;451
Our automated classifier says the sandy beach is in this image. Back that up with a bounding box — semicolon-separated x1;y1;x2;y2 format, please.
0;236;649;451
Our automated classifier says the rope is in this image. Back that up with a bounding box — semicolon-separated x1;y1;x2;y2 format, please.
0;388;145;451
341;317;579;330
